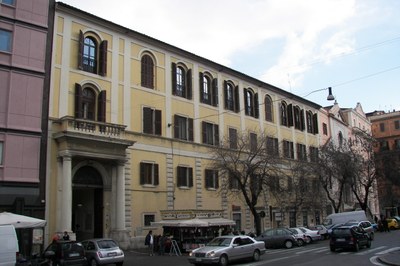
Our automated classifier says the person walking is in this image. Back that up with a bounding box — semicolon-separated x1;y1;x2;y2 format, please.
158;234;166;256
145;230;154;256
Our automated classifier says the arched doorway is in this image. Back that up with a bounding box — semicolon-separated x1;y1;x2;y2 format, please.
72;165;103;241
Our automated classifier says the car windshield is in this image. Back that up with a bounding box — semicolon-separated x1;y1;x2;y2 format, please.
97;240;118;249
332;228;351;237
207;238;232;247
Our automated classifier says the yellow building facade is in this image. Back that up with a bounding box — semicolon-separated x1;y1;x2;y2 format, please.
46;3;323;248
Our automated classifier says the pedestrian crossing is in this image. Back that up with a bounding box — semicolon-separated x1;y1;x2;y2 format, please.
263;245;393;256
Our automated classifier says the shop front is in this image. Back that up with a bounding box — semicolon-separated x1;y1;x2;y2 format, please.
152;210;236;252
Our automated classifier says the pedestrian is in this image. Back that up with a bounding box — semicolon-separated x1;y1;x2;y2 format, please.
159;234;166;256
382;217;390;232
62;231;70;240
144;230;154;256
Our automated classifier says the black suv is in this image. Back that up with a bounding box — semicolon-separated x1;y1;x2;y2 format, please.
330;225;371;252
43;240;87;265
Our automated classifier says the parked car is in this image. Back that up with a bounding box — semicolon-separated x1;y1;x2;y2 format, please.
330;225;371;252
288;228;307;246
343;220;375;240
308;225;329;239
297;227;321;243
255;228;297;249
188;235;266;266
386;218;399;230
390;216;400;224
81;238;124;266
42;240;87;266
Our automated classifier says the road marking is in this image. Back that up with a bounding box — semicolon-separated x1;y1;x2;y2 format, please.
376;247;400;255
356;246;387;255
370;255;386;266
295;246;328;254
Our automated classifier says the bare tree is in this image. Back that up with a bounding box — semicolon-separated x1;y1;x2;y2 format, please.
348;129;379;214
209;131;283;235
316;140;356;213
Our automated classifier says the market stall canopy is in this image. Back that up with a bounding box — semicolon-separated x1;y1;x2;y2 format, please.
152;217;236;227
0;212;46;228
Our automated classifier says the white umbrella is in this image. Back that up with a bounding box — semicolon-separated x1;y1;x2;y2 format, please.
0;212;46;228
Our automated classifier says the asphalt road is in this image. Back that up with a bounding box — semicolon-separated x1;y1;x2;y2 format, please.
123;230;400;266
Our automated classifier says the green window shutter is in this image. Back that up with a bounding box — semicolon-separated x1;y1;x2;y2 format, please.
171;63;177;95
99;40;108;76
78;30;84;70
212;78;218;106
75;83;82;118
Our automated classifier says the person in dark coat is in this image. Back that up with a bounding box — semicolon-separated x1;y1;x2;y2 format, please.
144;230;154;256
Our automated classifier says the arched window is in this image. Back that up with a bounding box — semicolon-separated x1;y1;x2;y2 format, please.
171;63;192;99
141;54;154;89
202;75;211;103
78;30;108;76
306;111;313;133
176;66;185;96
338;131;343;146
75;83;106;122
265;95;273;122
82;87;96;120
244;88;259;118
280;101;288;126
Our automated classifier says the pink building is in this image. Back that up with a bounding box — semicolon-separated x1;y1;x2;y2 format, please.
0;0;54;221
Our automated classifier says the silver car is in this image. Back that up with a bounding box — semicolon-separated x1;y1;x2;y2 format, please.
81;238;124;266
188;235;266;266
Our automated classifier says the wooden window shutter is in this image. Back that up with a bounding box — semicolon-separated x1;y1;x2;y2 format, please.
212;78;218;106
215;171;219;188
154;164;159;185
244;89;249;115
99;40;108;76
177;167;184;186
223;81;228;109
97;90;106;122
313;113;319;134
202;121;207;144
214;124;219;146
155;109;162;135
234;85;240;113
188;118;194;141
78;30;84;70
174;115;179;138
171;63;177;95
189;168;193;187
254;93;259;118
186;69;192;99
143;107;152;134
287;104;294;127
205;169;211;188
300;109;305;131
75;83;82;118
199;72;204;103
140;162;145;185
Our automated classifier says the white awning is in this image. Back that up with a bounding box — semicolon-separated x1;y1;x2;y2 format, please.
0;212;46;228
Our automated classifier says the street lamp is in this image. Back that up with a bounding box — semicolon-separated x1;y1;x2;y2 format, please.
327;87;335;101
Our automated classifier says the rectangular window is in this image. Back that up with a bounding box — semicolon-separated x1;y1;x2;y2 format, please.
1;0;15;5
144;214;155;227
250;132;257;152
202;121;219;146
380;140;389;151
395;139;400;150
229;175;240;190
0;29;12;52
297;143;307;161
266;137;279;157
177;166;193;188
309;147;319;162
303;211;308;227
205;169;219;189
229;128;237;149
322;123;328;135
395;120;400;130
143;107;161;135
289;211;296;227
0;141;3;165
140;162;159;186
283;140;294;159
380;123;385;132
174;115;193;141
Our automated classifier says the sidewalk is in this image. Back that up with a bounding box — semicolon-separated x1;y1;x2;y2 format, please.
378;248;400;266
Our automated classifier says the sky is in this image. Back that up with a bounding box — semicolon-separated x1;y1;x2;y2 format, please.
61;0;400;113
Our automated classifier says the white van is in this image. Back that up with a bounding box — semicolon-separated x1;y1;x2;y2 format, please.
323;210;368;226
0;224;19;266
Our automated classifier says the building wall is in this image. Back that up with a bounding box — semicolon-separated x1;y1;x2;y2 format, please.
47;3;337;245
0;0;52;214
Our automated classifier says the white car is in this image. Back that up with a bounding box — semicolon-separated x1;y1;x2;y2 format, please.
297;227;321;243
188;235;266;266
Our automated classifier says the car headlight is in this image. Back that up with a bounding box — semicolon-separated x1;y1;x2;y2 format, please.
206;251;216;258
189;252;194;257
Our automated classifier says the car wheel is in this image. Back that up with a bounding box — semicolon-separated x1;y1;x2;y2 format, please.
330;246;335;252
90;259;98;266
306;236;312;244
366;240;372;248
369;232;374;240
252;250;260;262
219;254;228;266
354;242;360;252
284;240;293;249
297;239;304;247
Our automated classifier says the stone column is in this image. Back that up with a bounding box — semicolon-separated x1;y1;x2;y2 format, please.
60;155;72;232
115;162;125;230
